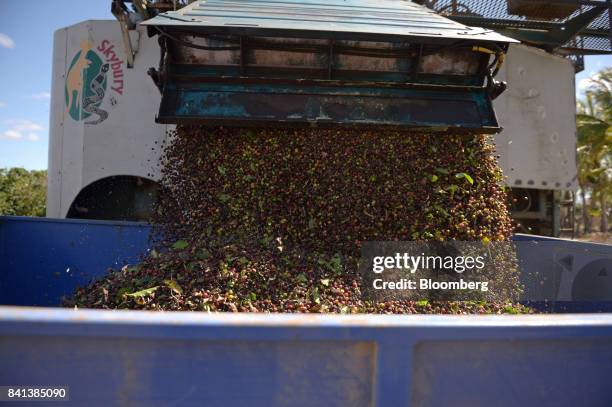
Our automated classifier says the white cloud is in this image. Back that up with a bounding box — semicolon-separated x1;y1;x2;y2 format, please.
6;119;44;132
28;92;51;101
0;101;5;108
0;33;15;49
1;130;22;140
0;119;45;141
578;77;593;91
578;72;611;94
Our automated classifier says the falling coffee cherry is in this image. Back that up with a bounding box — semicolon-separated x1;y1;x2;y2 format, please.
68;126;526;314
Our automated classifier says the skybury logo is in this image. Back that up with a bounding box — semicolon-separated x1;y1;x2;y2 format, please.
65;40;124;125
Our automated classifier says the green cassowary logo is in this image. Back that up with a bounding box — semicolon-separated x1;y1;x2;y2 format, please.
65;41;109;125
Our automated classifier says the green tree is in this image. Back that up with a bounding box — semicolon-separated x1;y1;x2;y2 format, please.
0;168;47;217
576;67;612;235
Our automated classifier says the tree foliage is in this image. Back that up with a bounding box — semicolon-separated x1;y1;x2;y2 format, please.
576;67;612;234
0;168;47;217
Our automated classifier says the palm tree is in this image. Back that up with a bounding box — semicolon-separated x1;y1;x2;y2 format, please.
576;68;612;235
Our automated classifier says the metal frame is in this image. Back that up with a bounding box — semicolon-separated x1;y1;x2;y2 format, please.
111;0;137;67
452;5;609;52
426;0;611;55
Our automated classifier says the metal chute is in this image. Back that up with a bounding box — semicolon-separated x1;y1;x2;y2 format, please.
142;0;517;132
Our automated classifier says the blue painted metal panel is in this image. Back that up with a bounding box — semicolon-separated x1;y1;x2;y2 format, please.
159;82;499;131
0;308;611;406
514;233;612;313
1;218;611;312
0;216;152;306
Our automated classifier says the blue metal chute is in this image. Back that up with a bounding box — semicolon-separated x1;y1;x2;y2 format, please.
142;0;517;132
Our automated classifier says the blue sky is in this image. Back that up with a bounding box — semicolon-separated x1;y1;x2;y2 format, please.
0;1;113;170
0;1;610;170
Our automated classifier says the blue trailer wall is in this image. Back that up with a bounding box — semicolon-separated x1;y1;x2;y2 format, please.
1;216;612;311
2;217;612;406
1;308;612;407
0;216;152;306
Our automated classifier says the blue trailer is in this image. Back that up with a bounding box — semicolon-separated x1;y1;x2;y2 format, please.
2;216;612;406
2;307;612;407
3;216;611;311
2;0;612;404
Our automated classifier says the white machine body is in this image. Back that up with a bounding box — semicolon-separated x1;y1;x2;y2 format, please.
47;20;577;228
